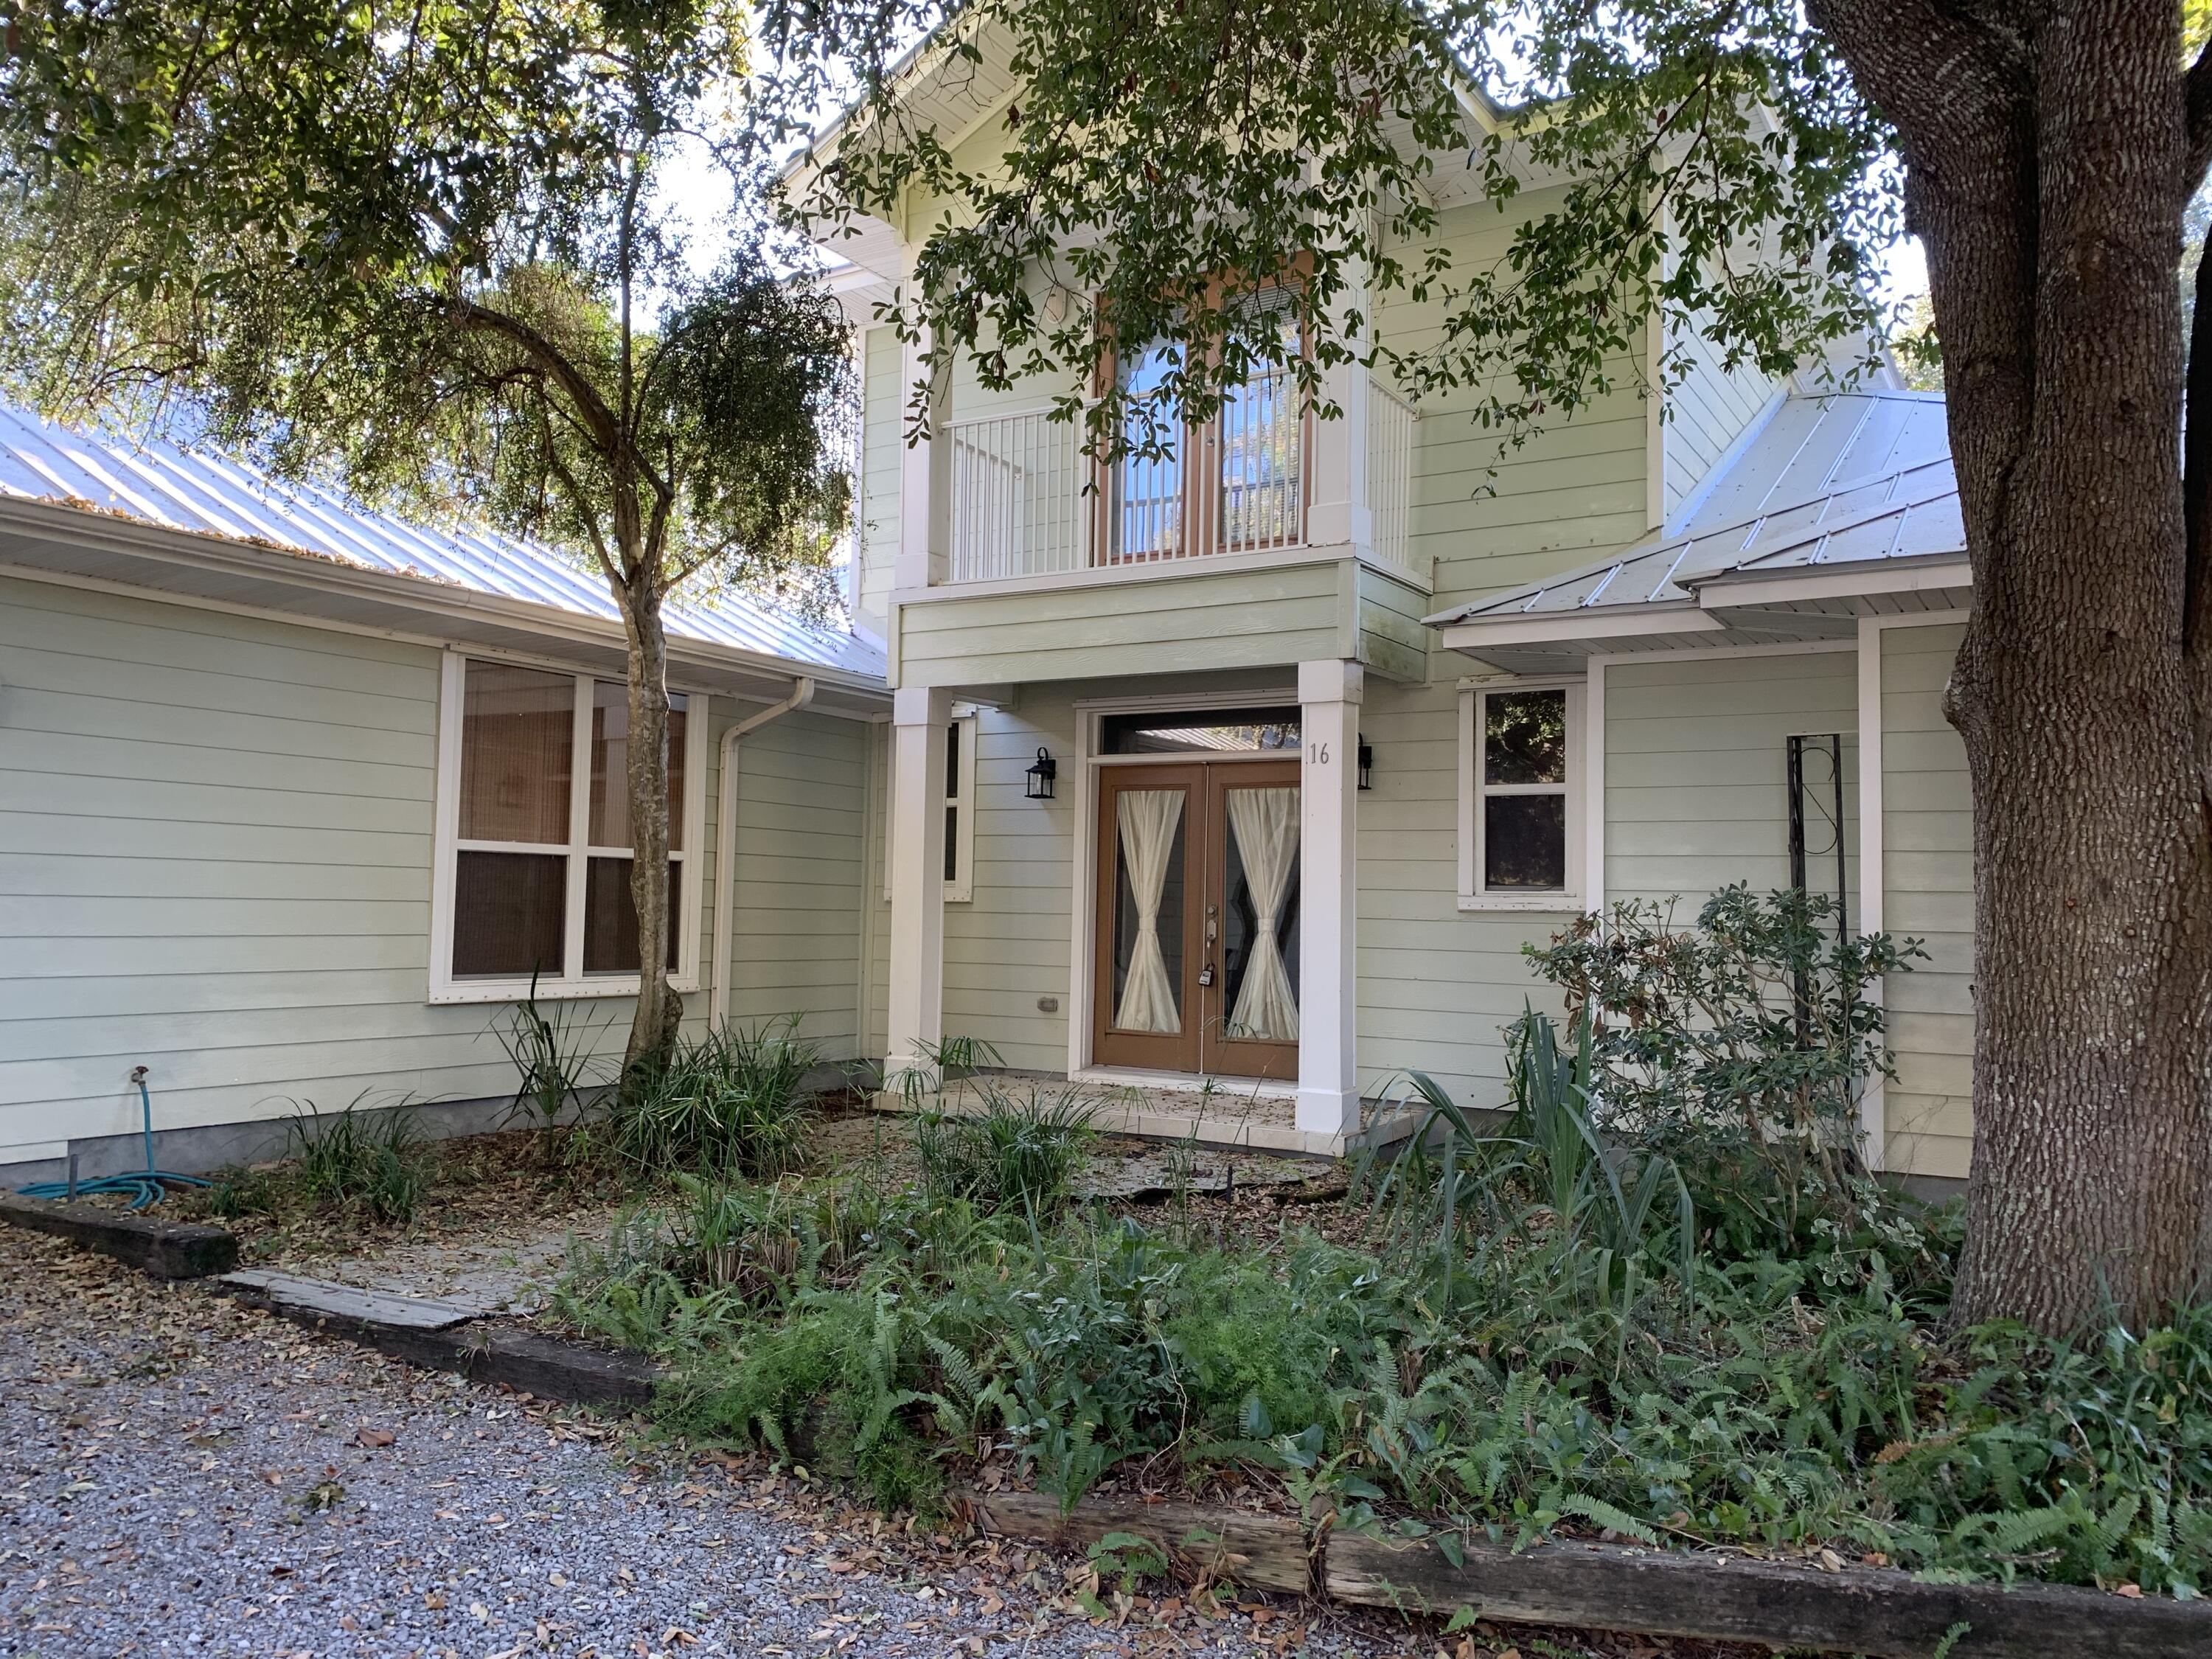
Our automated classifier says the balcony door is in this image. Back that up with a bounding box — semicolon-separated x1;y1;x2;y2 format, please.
1091;759;1302;1080
1100;287;1308;564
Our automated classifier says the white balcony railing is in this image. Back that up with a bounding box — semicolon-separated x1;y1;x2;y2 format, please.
1366;379;1419;578
947;408;1088;583
942;372;1414;586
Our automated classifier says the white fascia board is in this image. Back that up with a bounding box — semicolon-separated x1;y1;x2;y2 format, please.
0;495;891;700
1433;602;1725;653
1691;556;1972;610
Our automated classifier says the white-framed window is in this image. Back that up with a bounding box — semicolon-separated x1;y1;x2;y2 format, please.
1458;678;1585;911
881;712;978;904
429;653;708;1003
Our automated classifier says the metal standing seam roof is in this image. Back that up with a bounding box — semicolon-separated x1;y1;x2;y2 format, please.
0;399;886;681
1426;388;1965;628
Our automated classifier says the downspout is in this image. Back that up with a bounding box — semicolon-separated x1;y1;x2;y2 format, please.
707;678;815;1032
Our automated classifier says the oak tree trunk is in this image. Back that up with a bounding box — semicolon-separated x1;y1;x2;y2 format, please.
1812;0;2212;1331
617;577;682;1076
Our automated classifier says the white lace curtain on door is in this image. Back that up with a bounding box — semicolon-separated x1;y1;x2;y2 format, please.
1113;789;1186;1034
1226;785;1300;1040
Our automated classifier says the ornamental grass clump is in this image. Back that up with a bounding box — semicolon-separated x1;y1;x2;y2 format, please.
914;1081;1096;1213
597;1018;821;1180
286;1096;434;1222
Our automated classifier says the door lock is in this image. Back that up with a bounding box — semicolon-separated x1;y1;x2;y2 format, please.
1197;963;1216;987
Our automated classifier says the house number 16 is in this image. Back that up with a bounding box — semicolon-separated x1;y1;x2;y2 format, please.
1307;742;1330;765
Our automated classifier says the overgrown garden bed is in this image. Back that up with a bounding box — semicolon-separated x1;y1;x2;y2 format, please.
540;891;2212;1610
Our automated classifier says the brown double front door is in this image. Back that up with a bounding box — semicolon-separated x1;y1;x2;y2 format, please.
1091;761;1301;1079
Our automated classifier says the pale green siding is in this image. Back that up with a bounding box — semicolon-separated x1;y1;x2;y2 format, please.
1880;623;1973;1180
861;720;892;1062
942;692;1080;1070
1355;566;1430;684
717;705;869;1057
1374;191;1654;628
1660;311;1778;524
0;573;866;1165
1354;677;1568;1109
1604;650;1860;917
859;326;905;638
897;558;1345;686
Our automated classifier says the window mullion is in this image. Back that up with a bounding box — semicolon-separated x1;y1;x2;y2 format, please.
563;673;593;982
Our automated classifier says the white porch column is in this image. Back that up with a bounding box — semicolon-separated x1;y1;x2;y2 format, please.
1297;658;1363;1142
885;684;954;1079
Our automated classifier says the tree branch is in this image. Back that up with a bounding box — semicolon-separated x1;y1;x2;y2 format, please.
447;296;622;453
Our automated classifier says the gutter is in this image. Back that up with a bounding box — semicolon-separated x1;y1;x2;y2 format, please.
706;678;816;1031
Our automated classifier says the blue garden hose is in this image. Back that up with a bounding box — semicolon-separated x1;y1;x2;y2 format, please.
17;1067;211;1211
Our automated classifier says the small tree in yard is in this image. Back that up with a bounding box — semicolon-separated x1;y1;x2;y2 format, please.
0;0;854;1074
762;0;2212;1334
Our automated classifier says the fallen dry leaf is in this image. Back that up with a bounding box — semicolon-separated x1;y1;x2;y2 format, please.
355;1427;394;1449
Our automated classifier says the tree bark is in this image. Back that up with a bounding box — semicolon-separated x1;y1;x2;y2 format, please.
1812;0;2212;1331
617;578;681;1076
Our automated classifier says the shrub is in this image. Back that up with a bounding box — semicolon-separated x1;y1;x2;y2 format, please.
1524;886;1924;1257
914;1081;1096;1212
599;1018;821;1179
284;1096;433;1222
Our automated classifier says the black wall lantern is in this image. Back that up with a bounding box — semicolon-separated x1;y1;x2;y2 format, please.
1357;735;1374;792
1025;747;1058;801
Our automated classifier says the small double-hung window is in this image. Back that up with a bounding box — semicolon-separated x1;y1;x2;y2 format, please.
1458;681;1585;911
432;655;703;1000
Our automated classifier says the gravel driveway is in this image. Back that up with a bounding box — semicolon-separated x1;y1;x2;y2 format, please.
0;1225;1736;1659
0;1227;1393;1659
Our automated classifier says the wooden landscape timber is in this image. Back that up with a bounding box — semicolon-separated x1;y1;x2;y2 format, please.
961;1488;1311;1594
0;1190;240;1279
968;1489;2212;1659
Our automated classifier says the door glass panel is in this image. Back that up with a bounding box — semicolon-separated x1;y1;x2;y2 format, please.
1220;785;1301;1040
1110;788;1186;1033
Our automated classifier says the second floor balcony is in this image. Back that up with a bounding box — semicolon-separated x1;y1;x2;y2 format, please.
933;371;1421;591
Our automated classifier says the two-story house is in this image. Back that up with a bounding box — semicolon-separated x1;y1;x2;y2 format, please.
802;38;1974;1185
0;45;1972;1197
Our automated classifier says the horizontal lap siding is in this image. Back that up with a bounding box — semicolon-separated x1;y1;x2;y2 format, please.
1881;624;1973;1179
0;576;527;1158
0;574;874;1164
1604;652;1860;917
897;562;1343;686
1356;567;1430;684
1354;680;1569;1110
718;707;867;1060
1377;190;1655;624
939;695;1079;1071
859;327;904;641
1660;310;1778;521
